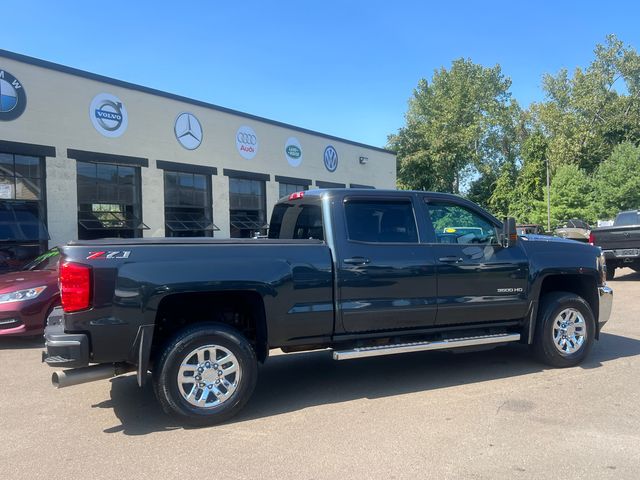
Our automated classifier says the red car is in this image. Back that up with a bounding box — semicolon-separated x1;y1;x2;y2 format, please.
0;248;60;337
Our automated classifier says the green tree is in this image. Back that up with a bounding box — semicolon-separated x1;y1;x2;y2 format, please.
531;35;640;174
593;142;640;219
509;131;549;223
389;58;521;194
488;162;517;218
547;164;595;225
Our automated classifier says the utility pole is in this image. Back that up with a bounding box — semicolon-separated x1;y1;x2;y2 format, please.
546;158;551;232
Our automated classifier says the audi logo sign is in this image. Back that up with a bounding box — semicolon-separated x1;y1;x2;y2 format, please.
236;125;258;159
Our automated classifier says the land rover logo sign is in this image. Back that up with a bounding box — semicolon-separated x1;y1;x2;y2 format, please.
285;137;302;167
90;93;128;137
323;145;338;172
236;125;258;159
0;69;27;121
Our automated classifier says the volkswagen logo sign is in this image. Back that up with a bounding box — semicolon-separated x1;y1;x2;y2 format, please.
285;137;303;167
0;69;27;121
236;125;258;159
90;93;128;138
323;145;338;172
175;112;203;150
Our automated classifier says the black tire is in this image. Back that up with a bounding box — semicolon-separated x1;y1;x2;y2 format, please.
605;263;615;281
533;292;595;368
153;322;258;426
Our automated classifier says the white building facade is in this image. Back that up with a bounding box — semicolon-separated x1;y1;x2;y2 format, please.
0;49;395;265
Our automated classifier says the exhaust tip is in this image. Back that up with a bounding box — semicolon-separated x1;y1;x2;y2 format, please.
52;371;61;388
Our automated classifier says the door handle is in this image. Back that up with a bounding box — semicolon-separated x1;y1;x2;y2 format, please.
438;256;463;263
344;257;371;265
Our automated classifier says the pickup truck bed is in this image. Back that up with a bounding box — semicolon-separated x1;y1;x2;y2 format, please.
590;210;640;279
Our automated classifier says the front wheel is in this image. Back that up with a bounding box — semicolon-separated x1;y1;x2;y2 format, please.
533;292;595;368
153;323;258;426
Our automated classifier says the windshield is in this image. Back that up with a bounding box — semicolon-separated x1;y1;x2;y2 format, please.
21;247;60;271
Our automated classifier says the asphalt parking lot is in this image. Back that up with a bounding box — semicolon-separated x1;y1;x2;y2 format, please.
1;269;639;480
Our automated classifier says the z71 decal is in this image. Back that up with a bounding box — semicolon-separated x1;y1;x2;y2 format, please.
86;251;131;260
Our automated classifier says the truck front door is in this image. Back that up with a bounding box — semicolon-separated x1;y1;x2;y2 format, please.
422;197;529;326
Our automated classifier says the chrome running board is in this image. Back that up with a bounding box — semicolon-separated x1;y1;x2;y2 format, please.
332;333;521;361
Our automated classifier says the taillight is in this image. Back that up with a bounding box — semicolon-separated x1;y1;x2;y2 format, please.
588;232;595;245
288;191;305;201
59;262;91;312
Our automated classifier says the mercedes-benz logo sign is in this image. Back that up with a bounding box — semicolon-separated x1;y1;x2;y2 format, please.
90;93;128;138
236;125;258;159
0;69;27;121
175;113;203;150
323;145;338;172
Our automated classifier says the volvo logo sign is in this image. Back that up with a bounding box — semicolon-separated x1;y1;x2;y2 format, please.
175;112;202;150
323;145;338;172
236;125;258;159
90;93;128;137
285;137;302;167
0;69;26;121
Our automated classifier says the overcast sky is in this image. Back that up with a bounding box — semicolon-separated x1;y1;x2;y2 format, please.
3;0;640;148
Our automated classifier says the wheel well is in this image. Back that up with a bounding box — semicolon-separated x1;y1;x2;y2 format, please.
539;274;599;323
151;291;268;363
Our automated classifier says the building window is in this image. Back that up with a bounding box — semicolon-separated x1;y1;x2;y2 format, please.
76;161;148;240
0;153;48;272
164;171;216;237
279;182;308;199
229;177;267;238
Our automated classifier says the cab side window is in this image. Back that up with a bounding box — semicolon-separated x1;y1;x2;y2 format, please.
426;201;499;245
345;200;418;243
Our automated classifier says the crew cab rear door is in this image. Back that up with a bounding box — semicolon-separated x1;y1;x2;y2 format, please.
334;193;438;333
421;195;530;326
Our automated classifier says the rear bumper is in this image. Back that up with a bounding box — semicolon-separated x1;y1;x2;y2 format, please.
598;285;613;331
602;250;640;264
42;308;89;368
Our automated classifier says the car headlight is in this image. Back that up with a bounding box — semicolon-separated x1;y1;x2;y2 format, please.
0;286;47;304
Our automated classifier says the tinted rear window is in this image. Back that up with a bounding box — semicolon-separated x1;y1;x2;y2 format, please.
268;203;324;240
615;211;640;226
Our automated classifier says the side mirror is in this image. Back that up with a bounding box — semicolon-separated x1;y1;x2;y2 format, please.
502;217;518;247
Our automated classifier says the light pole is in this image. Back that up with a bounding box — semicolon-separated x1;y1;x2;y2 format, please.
546;157;551;232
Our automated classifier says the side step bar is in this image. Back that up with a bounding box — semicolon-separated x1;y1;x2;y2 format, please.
332;333;521;361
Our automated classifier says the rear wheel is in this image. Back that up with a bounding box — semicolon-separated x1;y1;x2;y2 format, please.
533;292;595;368
153;323;258;426
606;263;615;281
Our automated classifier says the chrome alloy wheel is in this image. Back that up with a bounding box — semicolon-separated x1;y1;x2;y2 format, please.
177;344;241;408
552;308;587;355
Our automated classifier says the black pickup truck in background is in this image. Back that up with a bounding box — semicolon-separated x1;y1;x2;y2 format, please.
43;189;613;425
590;210;640;280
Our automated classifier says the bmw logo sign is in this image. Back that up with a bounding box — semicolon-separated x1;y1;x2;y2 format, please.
323;145;338;172
0;69;27;121
90;93;128;138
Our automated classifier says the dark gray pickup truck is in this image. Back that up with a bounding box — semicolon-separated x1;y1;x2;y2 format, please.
43;189;613;425
590;210;640;280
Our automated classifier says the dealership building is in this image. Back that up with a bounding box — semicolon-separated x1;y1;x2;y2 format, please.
0;49;396;264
